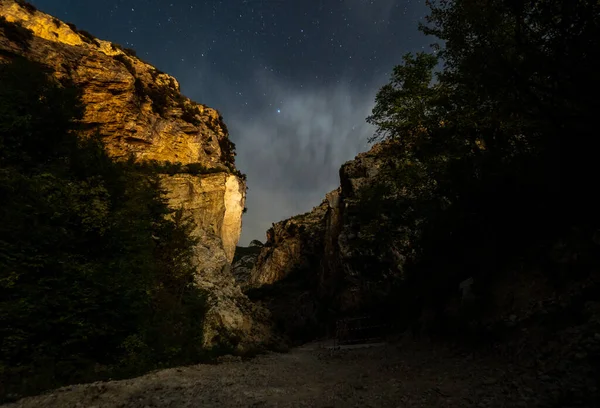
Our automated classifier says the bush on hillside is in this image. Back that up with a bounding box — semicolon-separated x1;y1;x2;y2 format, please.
0;57;210;402
0;16;33;50
15;0;37;14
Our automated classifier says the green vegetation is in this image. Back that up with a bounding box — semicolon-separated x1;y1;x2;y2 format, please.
112;53;136;76
227;163;246;181
136;160;226;176
181;103;201;126
76;29;99;45
146;84;172;116
245;254;329;345
15;0;37;14
232;242;262;265
111;43;138;59
133;77;145;99
0;58;212;402
0;16;33;51
123;47;137;57
360;0;600;336
102;56;243;178
65;22;100;46
108;53;239;173
219;137;237;164
145;83;204;130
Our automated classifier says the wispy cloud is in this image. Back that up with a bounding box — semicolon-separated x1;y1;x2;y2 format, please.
231;75;377;244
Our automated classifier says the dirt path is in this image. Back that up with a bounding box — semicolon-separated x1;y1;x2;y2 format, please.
0;339;581;408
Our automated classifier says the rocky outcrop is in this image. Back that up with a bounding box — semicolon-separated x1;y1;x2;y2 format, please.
159;174;270;348
0;0;272;350
161;174;245;264
231;240;264;289
247;141;405;341
244;198;338;344
250;200;329;287
0;0;234;167
251;140;403;287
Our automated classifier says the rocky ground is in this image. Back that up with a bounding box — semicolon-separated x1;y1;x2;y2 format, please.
4;335;597;408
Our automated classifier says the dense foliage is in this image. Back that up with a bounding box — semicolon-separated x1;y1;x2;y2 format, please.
361;0;600;332
0;16;33;51
0;58;209;401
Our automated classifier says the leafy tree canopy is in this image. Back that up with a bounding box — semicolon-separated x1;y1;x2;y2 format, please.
361;0;600;326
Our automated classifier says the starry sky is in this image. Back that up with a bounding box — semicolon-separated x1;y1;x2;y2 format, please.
28;0;432;245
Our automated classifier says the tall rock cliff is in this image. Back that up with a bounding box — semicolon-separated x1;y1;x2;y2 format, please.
250;141;403;287
246;141;405;342
231;240;264;290
251;135;600;358
249;199;329;287
0;0;272;351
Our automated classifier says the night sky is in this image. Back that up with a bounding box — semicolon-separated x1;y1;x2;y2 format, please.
28;0;432;245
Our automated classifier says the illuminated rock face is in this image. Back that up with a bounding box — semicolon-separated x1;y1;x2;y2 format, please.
0;0;273;350
160;173;245;268
0;0;233;167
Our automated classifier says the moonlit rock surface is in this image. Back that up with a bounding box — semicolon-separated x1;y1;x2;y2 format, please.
0;0;274;350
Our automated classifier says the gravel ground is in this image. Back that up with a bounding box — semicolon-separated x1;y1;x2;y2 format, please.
5;336;591;408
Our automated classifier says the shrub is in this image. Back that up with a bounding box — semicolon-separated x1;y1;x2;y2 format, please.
76;29;99;46
123;47;137;57
113;54;136;76
135;161;226;176
149;67;164;81
0;16;33;50
180;103;201;126
133;78;145;99
65;22;99;46
15;0;37;14
218;137;236;161
146;85;172;116
185;163;223;175
233;169;247;181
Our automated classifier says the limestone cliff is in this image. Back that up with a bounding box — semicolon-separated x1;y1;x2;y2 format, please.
0;0;272;350
0;0;235;168
250;141;402;285
231;240;264;290
251;136;600;353
250;140;403;285
249;200;329;287
246;141;405;342
162;174;245;264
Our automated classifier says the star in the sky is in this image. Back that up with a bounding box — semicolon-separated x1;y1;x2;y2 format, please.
28;0;431;244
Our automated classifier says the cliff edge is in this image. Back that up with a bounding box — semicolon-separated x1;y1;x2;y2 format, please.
0;0;272;351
